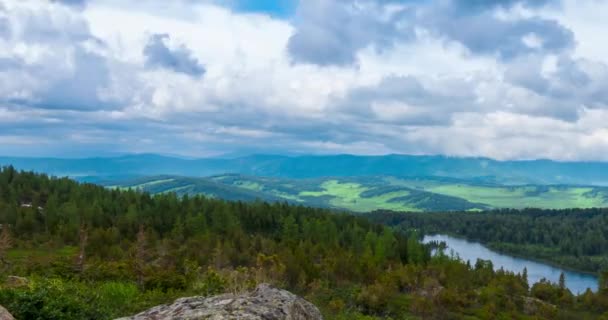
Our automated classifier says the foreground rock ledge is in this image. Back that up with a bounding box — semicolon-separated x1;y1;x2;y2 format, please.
0;305;14;320
116;284;323;320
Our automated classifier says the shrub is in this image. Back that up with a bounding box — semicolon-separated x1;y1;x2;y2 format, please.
97;281;139;311
192;268;227;296
0;278;105;320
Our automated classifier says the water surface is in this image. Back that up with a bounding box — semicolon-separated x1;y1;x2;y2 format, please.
422;234;598;294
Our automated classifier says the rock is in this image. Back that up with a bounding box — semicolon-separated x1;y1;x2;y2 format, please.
4;276;28;288
116;283;323;320
522;296;556;315
0;305;14;320
417;278;444;298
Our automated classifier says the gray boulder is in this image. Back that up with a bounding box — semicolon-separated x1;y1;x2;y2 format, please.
0;305;14;320
116;283;323;320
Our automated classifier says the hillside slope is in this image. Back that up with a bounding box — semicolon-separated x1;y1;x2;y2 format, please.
109;174;608;212
3;168;606;319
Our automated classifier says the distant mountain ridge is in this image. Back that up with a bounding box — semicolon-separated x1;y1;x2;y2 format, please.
2;153;608;185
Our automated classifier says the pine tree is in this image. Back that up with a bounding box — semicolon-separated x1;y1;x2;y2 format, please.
559;272;566;290
281;215;298;246
600;270;608;294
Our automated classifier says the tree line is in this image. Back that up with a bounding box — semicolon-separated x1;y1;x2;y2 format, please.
369;208;608;274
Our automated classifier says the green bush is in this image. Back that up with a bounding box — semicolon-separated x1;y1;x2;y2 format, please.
192;268;227;296
144;269;187;292
0;278;105;320
97;281;139;311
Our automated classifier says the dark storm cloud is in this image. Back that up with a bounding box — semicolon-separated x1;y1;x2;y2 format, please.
143;33;206;77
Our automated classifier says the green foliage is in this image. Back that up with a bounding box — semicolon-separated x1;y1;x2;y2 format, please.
1;167;608;319
192;268;227;296
97;282;139;309
0;278;106;319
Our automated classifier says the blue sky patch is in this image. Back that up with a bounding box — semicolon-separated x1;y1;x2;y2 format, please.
232;0;298;17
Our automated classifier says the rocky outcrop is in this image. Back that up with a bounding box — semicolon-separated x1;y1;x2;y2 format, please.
4;276;29;288
522;296;556;316
116;283;323;320
0;305;14;320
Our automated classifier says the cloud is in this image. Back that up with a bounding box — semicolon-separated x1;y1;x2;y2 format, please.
51;0;87;8
335;75;477;125
0;5;8;39
2;0;608;161
422;9;574;60
454;0;555;11
287;0;412;66
143;33;206;77
287;0;574;66
504;55;608;120
403;110;608;161
36;48;114;110
0;1;118;110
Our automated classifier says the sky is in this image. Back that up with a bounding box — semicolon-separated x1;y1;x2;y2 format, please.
2;0;608;160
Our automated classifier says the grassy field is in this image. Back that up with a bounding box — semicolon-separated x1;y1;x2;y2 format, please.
298;180;417;212
108;175;608;212
400;182;607;209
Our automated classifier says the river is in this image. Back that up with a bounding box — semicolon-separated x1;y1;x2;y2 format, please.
422;234;598;294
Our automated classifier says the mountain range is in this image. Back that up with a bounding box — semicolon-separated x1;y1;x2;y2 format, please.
3;153;608;212
2;153;608;185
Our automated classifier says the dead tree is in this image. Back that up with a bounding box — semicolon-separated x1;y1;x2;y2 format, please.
134;224;148;289
0;225;12;267
76;223;88;274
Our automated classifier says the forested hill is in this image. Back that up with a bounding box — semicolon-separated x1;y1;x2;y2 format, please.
110;174;608;212
4;153;608;185
1;166;608;319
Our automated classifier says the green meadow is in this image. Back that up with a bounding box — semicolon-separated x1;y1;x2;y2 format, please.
298;180;416;212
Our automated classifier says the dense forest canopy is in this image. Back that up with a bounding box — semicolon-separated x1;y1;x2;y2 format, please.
369;209;608;274
1;166;608;319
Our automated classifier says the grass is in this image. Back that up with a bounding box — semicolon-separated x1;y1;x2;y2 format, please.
107;179;176;191
232;180;263;191
162;185;193;194
424;185;606;209
7;246;79;265
299;180;418;212
271;191;304;202
131;179;175;189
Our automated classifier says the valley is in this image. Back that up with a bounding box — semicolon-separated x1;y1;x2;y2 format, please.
107;174;608;212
